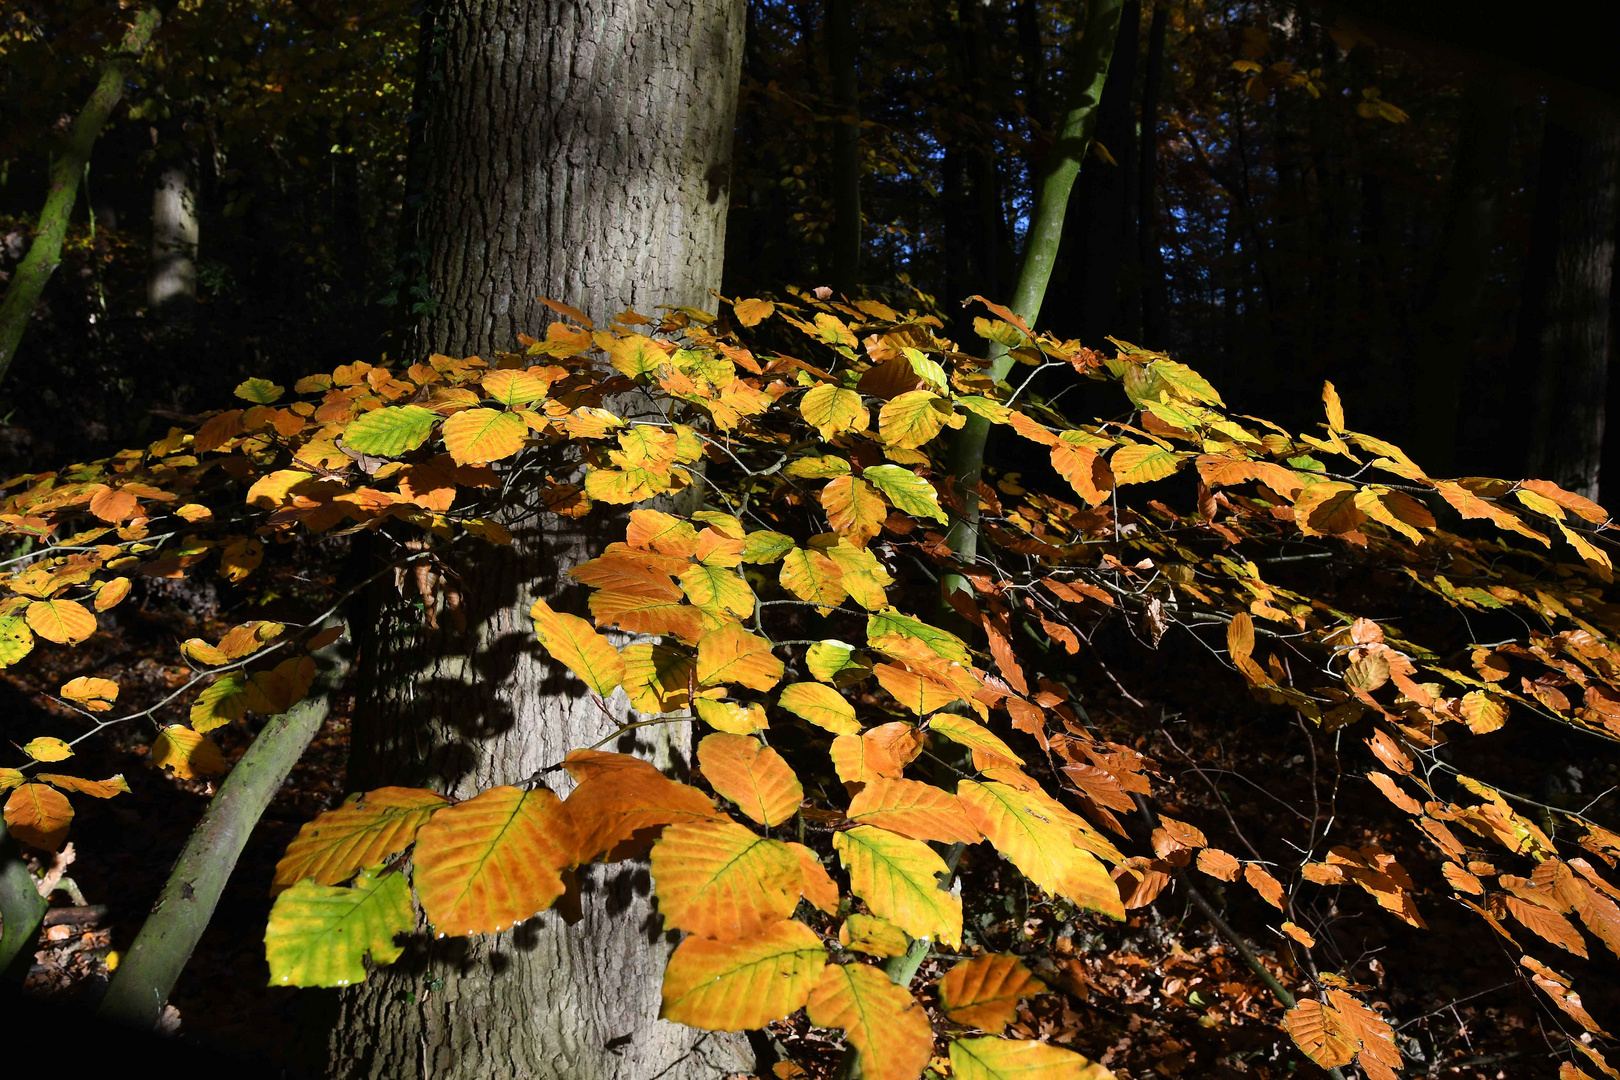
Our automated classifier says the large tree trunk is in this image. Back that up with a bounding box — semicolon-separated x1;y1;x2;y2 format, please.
1526;99;1620;500
325;3;750;1078
148;134;199;315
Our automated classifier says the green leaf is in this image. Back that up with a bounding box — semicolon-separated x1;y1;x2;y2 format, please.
805;639;873;685
190;674;250;733
863;465;947;523
866;609;969;664
234;377;286;404
741;530;796;564
343;405;439;457
0;616;35;667
265;870;414;988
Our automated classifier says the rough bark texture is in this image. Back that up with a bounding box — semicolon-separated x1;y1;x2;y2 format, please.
1527;100;1620;501
326;2;750;1078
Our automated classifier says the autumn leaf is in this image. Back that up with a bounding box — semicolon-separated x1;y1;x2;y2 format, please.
697;733;803;826
660;920;826;1030
806;962;934;1080
866;609;970;664
1285;999;1358;1070
273;786;449;894
822;476;887;545
151;725;227;778
0;616;35;666
412;786;577;936
442;407;528;464
37;773;128;799
650;820;801;938
862;464;947;523
781;547;849;608
25;598;95;644
60;676;117;712
695;698;770;735
696;623;784;691
839;913;910;957
264;869;413;988
879;390;957;449
800;384;869;440
564;761;725;861
1110;443;1184;485
928;713;1023;765
834;824;962;946
846;777;981;844
777;681;861;734
938;954;1047;1034
949;1036;1112;1079
732;297;775;327
3;783;73;848
22;736;73;762
531;598;625;698
481;368;552;405
958;780;1124;920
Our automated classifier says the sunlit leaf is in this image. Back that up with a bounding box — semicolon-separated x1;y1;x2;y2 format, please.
3;783;73;848
929;714;1023;764
863;464;947;523
806;962;933;1080
25;598;95;644
413;786;577;936
264;869;413;988
660;919;826;1030
697;733;803;826
273;786;449;894
839;913;910;957
777;681;861;734
531;598;625;698
696;623;785;691
37;773;128;799
866;609;969;664
650;820;801;937
343;404;438;457
800;384;869;440
958;781;1124;920
442;407;527;464
822;476;887;544
0;616;34;666
59;676;117;712
846;777;981;844
878;390;956;449
151;725;228;779
564;757;725;861
235;377;286;404
22;737;73;762
1110;443;1184;485
949;1035;1113;1079
834;824;962;946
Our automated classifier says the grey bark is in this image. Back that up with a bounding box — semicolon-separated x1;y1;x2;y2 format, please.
1527;100;1620;501
327;3;750;1079
148;160;198;312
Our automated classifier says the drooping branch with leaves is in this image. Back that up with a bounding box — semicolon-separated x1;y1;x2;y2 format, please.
2;290;1618;1079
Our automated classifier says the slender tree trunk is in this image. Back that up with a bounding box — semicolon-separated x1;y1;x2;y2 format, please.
1069;0;1139;345
0;5;163;385
826;0;860;295
148;133;199;314
1408;77;1512;476
325;3;749;1079
1526;99;1620;500
941;0;1124;573
1137;2;1167;347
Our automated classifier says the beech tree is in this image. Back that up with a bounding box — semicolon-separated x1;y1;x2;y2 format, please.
331;1;749;1075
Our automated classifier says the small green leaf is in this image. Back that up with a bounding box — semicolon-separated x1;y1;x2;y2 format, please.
0;616;35;667
191;674;251;733
343;405;439;457
741;530;795;564
863;465;947;523
235;377;286;404
265;870;414;988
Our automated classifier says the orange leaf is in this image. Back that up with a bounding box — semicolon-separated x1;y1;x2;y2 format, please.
1196;848;1241;881
846;777;981;844
1284;999;1357;1070
25;598;95;644
564;763;724;862
822;476;886;546
412;786;577;936
660;920;826;1030
1244;862;1286;908
37;773;128;799
806;963;934;1080
697;733;803;827
696;623;784;692
441;407;528;465
788;841;841;913
273;787;449;895
650;820;801;938
3;783;73;848
938;953;1046;1033
530;598;625;698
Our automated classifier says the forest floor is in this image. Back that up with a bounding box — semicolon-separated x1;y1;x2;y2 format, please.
1;587;1603;1079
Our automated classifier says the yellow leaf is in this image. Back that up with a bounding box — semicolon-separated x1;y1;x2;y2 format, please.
264;870;412;988
273;786;449;895
1323;381;1346;432
679;563;755;620
928;713;1023;765
822;540;895;611
650;820;801;937
219;537;264;583
778;681;861;734
58;676;118;712
874;663;961;715
830;731;906;786
806;963;934;1080
834;824;962;946
786;455;851;479
697;733;803;826
958;780;1124;919
847;777;982;844
1051;440;1113;506
938;955;1047;1034
0;769;22;792
441;408;528;465
878;390;956;449
697;623;784;691
822;476;887;545
24;598;95;645
22;737;73;762
151;725;228;778
950;1036;1113;1079
780;547;848;608
800;384;869;440
413;786;577;936
1110;443;1184;485
839;913;910;957
863;464;947;524
3;783;73;848
481;368;552;405
695;698;770;735
93;577;131;611
531;598;625;698
0;615;35;666
660;920;826;1030
788;841;841;913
